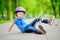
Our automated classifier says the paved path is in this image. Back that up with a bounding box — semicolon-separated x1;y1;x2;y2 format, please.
0;18;60;40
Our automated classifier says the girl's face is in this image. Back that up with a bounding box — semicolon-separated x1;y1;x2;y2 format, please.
16;12;25;19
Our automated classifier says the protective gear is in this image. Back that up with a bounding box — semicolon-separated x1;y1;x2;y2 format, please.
15;7;25;14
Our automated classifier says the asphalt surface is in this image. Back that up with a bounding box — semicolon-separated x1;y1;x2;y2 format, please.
0;18;60;40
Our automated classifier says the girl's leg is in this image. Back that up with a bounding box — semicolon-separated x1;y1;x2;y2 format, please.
41;19;49;24
28;18;39;26
41;17;55;25
24;26;46;34
26;18;49;26
28;16;55;26
29;18;49;26
24;26;37;33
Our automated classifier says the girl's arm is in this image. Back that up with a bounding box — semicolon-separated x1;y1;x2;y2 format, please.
8;22;15;32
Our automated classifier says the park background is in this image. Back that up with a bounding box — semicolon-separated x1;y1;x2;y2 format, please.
0;0;60;23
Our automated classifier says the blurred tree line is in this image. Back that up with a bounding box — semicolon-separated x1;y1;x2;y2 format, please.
0;0;60;20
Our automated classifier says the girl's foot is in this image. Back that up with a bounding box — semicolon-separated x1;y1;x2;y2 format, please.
48;16;55;25
38;25;46;34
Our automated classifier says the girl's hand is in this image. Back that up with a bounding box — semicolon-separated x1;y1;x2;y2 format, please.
8;27;11;32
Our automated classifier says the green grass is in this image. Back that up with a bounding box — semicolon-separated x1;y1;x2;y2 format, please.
0;20;11;24
56;16;60;18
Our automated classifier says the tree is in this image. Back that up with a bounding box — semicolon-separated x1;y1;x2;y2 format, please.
50;0;57;17
5;0;10;20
